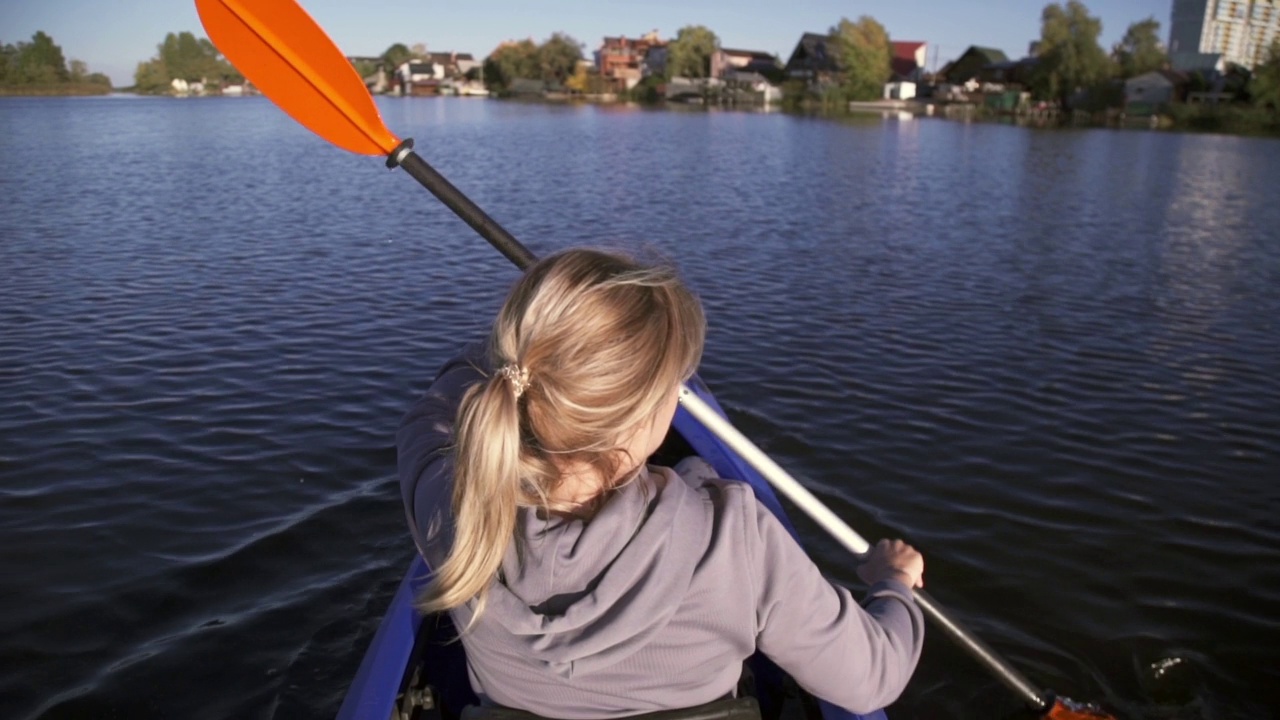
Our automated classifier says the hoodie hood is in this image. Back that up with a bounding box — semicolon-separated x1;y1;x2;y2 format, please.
481;466;709;679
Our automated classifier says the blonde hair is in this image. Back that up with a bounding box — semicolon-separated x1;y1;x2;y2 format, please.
418;248;706;620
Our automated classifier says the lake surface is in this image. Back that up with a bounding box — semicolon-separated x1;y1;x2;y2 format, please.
1;96;1278;720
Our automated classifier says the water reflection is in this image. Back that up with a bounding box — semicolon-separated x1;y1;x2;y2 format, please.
1154;135;1271;392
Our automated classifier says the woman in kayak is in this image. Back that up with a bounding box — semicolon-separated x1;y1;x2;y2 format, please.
398;247;925;719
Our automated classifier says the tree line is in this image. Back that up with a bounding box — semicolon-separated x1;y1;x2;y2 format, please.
133;31;242;93
816;2;1279;107
479;26;783;97
468;21;883;102
484;34;586;92
353;43;438;80
110;0;1280;111
770;0;1280;112
199;3;1276;111
1;31;111;94
1026;1;1280;110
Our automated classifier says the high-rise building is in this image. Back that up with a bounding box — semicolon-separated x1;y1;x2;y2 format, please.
1169;0;1278;69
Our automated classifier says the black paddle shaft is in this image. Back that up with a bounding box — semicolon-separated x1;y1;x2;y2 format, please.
387;139;537;271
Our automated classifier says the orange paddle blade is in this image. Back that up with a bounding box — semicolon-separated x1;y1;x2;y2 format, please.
1044;697;1117;720
196;0;399;156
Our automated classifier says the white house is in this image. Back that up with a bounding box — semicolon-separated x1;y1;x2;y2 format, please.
884;81;917;100
723;70;782;103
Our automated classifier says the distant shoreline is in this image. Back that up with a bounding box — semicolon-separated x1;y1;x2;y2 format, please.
8;88;1276;138
0;84;113;97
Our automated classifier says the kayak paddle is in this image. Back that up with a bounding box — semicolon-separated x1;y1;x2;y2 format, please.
194;1;1116;718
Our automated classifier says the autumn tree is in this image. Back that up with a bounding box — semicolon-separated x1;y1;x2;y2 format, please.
566;63;590;93
830;16;892;101
537;33;583;85
1113;17;1165;78
667;25;719;79
566;63;610;95
1031;1;1113;107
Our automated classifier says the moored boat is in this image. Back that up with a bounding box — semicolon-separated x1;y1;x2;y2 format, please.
336;378;888;720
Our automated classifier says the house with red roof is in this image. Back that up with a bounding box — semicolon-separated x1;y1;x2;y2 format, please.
596;31;665;90
891;41;927;82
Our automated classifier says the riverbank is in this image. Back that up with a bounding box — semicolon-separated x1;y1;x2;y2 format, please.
839;97;1280;137
0;83;113;96
483;92;1280;139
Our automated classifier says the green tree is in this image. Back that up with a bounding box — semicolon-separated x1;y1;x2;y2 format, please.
537;33;583;85
1031;1;1113;107
667;25;719;79
0;42;16;84
134;57;170;93
156;31;233;83
13;31;69;84
830;16;892;101
160;32;194;80
351;58;379;80
1251;40;1280;109
483;39;539;92
1113;17;1165;78
382;43;412;70
0;33;108;91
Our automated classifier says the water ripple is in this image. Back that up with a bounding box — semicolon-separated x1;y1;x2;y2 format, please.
2;97;1279;719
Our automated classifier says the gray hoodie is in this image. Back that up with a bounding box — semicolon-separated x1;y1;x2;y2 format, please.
398;348;924;719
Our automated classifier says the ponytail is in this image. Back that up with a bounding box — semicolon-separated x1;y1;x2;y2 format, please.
416;248;705;622
416;367;525;619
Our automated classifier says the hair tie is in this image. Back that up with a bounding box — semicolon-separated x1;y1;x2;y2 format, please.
498;363;531;399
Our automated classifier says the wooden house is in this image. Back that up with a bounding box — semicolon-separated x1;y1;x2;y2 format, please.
941;46;1009;85
784;32;841;85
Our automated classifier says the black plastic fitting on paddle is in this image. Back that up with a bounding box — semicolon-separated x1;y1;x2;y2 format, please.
386;138;414;169
383;138;538;271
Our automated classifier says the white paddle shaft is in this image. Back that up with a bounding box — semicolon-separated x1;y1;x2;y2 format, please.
677;383;1051;711
678;384;871;556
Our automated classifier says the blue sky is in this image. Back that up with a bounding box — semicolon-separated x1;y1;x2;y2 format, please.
3;0;1173;87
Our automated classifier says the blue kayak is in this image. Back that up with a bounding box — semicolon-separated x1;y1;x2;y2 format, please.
336;378;888;720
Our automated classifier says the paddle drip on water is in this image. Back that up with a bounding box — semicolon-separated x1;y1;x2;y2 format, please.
194;1;1118;718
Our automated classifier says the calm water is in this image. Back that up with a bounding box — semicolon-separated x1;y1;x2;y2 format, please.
2;96;1278;720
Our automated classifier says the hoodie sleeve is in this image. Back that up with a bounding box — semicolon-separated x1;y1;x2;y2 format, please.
746;497;924;714
396;342;488;568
